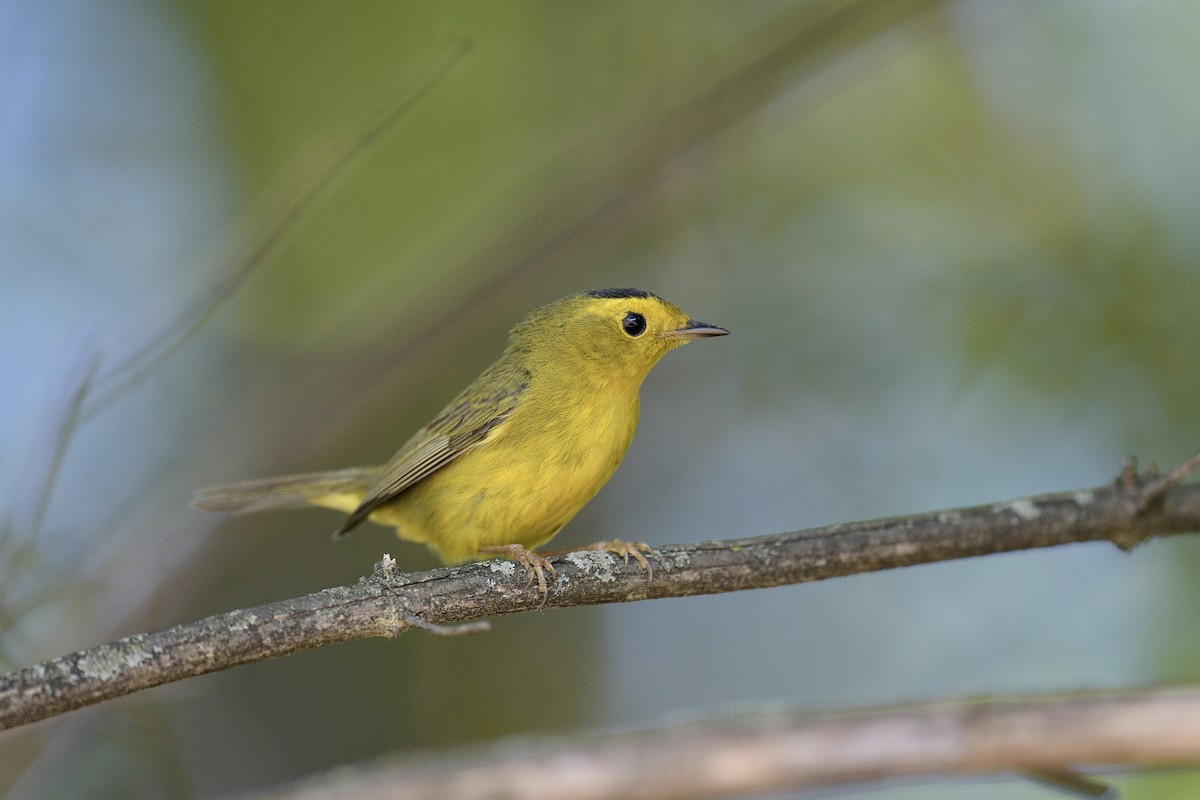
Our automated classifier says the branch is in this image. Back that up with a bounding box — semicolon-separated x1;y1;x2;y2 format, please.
241;686;1200;800
3;461;1200;730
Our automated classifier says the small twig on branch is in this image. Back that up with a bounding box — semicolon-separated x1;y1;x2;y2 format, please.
1135;448;1200;512
247;687;1200;800
3;463;1200;730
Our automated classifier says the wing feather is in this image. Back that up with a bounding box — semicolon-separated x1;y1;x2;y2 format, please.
334;363;529;536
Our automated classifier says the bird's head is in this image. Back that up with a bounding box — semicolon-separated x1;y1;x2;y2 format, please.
512;288;728;385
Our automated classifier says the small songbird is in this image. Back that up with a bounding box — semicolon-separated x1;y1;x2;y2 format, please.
192;288;728;596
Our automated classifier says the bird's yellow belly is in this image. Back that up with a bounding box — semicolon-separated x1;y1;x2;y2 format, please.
367;408;635;564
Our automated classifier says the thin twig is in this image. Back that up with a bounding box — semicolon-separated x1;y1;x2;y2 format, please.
1137;448;1200;511
20;352;100;539
80;40;472;423
2;465;1200;730
399;611;492;637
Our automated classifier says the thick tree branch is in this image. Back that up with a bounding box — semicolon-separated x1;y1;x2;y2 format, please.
244;687;1200;800
3;464;1200;730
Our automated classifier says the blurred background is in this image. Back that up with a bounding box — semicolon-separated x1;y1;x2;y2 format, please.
3;1;1200;797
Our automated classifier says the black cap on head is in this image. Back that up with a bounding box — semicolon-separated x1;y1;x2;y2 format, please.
584;288;660;301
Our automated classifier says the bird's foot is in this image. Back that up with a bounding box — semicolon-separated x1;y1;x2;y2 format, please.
590;539;654;581
478;544;557;604
546;539;654;582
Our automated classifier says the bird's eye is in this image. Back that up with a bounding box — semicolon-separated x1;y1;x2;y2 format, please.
621;311;646;337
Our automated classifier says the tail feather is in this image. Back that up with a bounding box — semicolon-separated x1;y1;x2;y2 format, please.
191;467;379;514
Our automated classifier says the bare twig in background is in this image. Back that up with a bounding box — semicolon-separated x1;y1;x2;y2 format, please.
18;353;100;539
2;458;1199;730
79;39;472;423
0;355;100;666
244;687;1200;800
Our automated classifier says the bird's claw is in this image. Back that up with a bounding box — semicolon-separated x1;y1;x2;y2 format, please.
479;539;653;603
581;539;655;581
479;544;557;605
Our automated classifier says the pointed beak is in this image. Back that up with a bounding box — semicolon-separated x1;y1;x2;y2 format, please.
666;319;730;340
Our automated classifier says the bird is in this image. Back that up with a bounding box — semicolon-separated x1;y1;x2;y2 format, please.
192;288;728;597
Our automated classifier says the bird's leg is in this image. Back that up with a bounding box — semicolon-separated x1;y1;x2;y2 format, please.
478;544;557;603
541;539;655;581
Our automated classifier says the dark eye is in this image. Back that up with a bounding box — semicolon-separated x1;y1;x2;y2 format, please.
621;311;646;337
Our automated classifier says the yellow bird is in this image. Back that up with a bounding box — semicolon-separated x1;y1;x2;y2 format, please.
193;288;728;595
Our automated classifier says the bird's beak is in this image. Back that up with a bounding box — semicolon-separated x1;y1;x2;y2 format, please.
666;319;730;340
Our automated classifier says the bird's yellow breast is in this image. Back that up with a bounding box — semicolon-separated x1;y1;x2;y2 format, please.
367;377;640;563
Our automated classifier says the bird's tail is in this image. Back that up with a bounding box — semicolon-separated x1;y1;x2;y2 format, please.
190;467;379;515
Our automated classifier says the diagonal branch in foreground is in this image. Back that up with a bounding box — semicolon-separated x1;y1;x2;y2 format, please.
242;686;1200;800
3;468;1200;730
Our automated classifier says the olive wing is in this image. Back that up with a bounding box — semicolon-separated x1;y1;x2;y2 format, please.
334;367;529;537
